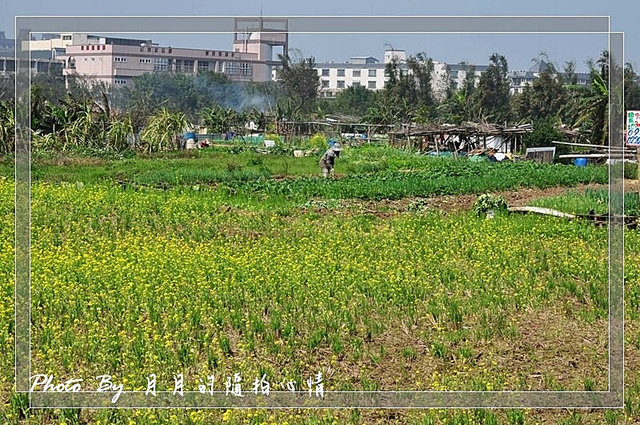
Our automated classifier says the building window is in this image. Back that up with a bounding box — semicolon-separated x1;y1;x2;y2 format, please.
352;81;360;87
205;51;209;56
114;79;127;85
114;57;127;63
175;59;183;72
321;80;329;88
154;57;168;72
102;45;106;50
161;48;165;53
224;52;229;57
139;58;152;64
226;61;238;75
184;60;194;72
240;62;252;76
81;46;84;50
368;81;376;89
62;35;72;40
154;47;158;53
321;68;329;76
450;70;458;79
147;47;151;52
368;69;376;77
352;69;361;77
337;69;345;77
198;61;210;72
168;48;172;54
337;80;345;89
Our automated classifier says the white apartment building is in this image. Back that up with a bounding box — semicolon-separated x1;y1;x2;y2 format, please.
316;49;407;97
315;49;487;100
314;50;594;100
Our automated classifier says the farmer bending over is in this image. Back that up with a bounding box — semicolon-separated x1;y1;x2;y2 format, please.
319;142;342;178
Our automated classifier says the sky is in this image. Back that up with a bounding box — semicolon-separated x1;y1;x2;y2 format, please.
0;0;635;73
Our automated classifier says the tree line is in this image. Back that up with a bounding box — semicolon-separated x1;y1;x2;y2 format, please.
0;49;639;155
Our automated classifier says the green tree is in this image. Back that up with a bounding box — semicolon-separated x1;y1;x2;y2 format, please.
563;60;578;85
332;85;376;118
522;116;565;150
377;54;436;125
530;67;567;121
112;71;248;126
277;50;320;118
625;62;640;111
576;51;609;145
407;53;435;112
0;74;13;102
513;62;567;123
473;53;511;123
382;57;413;123
438;63;478;124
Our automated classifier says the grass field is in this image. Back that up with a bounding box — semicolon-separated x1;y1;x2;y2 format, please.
1;145;639;424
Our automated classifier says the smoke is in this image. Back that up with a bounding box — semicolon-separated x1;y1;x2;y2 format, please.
192;73;274;113
107;72;276;118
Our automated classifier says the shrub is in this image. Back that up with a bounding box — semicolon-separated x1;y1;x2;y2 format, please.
473;193;508;217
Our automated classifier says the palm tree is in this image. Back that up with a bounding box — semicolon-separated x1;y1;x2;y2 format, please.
576;52;609;145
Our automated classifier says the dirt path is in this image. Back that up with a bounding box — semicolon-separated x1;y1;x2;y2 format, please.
329;181;639;216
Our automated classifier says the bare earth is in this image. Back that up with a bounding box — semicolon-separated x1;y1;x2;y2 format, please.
327;181;640;217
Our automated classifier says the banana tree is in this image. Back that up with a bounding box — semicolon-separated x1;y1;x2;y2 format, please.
141;108;188;153
0;100;14;156
107;114;134;151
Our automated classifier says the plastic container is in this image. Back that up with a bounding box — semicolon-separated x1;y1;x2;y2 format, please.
575;158;588;167
184;132;196;140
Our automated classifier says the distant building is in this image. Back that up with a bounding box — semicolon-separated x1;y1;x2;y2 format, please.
434;62;488;99
316;55;386;97
1;31;64;76
315;49;408;98
55;18;288;87
315;49;488;100
509;59;591;94
316;51;592;100
27;32;148;61
0;31;13;55
232;17;288;82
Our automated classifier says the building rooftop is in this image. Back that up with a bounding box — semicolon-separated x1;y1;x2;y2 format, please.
0;31;14;51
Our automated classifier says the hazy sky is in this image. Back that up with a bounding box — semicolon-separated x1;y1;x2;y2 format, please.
1;0;634;73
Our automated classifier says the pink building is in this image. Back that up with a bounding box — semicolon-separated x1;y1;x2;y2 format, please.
59;18;288;87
